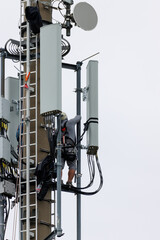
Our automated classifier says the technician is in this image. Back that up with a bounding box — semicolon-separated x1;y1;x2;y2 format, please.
60;112;81;187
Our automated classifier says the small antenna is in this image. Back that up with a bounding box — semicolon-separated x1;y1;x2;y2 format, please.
81;52;100;63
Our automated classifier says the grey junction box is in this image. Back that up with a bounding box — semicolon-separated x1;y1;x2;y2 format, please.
0;97;10;122
0;137;11;163
0;180;15;197
5;77;19;151
40;23;62;115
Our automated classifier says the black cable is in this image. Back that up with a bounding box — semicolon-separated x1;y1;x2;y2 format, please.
11;145;18;160
75;155;95;190
58;0;66;17
72;154;103;195
77;118;98;145
4;197;10;235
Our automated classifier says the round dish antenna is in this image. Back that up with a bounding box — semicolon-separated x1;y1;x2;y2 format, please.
73;2;98;31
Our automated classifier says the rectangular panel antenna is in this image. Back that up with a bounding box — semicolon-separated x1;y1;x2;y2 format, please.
5;77;19;151
40;24;62;115
86;60;98;155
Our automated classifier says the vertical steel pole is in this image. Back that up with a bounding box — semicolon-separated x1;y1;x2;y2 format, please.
0;50;5;240
76;61;82;240
0;50;5;97
56;114;63;237
0;195;4;240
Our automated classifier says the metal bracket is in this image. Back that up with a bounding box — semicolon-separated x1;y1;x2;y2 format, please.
74;87;88;101
82;87;89;101
29;87;35;93
80;145;88;150
76;173;82;178
11;99;19;112
40;220;55;228
44;229;58;240
74;88;82;93
25;116;30;123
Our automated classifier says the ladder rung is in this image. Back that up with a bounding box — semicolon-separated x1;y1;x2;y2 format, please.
19;204;37;210
30;83;36;86
20;179;36;185
30;228;36;231
20;191;36;197
21;144;26;148
22;47;37;52
20;205;26;209
20;216;36;222
21;35;37;40
20;167;36;173
20;178;36;183
20;193;27;197
30;119;36;122
30;71;36;74
20;119;36;124
20;95;36;100
21;143;36;148
20;84;36;89
20;106;36;112
20;155;36;160
30;142;36;146
21;59;37;64
20;71;36;76
30;203;37;207
29;192;37;195
21;130;36;135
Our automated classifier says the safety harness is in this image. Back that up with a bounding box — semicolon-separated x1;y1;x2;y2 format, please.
61;125;77;161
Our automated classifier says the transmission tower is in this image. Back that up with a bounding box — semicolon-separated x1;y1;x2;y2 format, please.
0;1;103;240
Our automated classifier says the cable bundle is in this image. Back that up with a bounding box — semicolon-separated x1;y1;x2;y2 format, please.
72;154;103;195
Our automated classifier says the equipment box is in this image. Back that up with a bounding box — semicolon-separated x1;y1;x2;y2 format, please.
0;97;10;122
0;137;10;163
0;180;15;197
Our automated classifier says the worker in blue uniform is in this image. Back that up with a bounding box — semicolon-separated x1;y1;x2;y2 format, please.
60;112;81;187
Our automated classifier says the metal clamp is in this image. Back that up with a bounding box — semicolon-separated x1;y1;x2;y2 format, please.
82;87;89;101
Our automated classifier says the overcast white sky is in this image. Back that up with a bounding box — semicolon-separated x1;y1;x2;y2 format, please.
1;0;160;239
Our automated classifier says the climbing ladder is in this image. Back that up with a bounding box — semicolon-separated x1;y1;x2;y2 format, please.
18;1;57;239
19;0;38;239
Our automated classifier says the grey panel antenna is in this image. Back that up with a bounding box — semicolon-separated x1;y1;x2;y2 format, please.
73;2;98;31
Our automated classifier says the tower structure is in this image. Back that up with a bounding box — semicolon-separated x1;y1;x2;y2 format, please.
0;1;103;240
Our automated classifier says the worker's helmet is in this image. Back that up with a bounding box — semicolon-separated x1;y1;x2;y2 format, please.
61;112;68;121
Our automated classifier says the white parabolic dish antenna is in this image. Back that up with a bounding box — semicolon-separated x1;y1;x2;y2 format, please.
73;2;98;31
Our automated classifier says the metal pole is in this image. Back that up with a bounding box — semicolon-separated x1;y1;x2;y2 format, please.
0;195;4;240
76;61;82;240
0;49;5;97
56;114;63;237
0;49;5;240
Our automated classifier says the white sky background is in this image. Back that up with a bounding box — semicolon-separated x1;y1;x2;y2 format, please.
1;0;160;239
